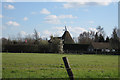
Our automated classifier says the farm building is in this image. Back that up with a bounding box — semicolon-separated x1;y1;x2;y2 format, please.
48;26;91;53
91;42;112;53
48;26;118;54
63;44;93;53
62;28;74;44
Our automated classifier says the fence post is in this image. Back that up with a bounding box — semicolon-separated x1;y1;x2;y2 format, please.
62;57;74;80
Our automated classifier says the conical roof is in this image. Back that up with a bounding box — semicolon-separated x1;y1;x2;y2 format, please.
62;31;74;44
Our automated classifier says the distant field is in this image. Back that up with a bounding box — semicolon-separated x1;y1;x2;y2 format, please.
2;53;118;78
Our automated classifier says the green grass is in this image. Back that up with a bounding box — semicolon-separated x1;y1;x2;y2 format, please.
2;53;118;78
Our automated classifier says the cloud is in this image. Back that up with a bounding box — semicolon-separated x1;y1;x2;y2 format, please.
6;21;20;26
41;29;64;38
64;21;74;24
52;27;64;36
2;0;14;2
26;27;98;38
4;4;15;10
44;15;61;24
1;0;118;2
50;0;117;2
52;26;87;37
40;8;51;15
40;26;99;38
53;26;87;33
19;31;41;38
53;27;64;30
63;2;112;9
68;27;87;34
23;17;28;21
44;14;77;24
41;30;53;38
0;14;3;18
43;30;52;35
58;15;77;19
89;28;98;32
52;26;99;37
19;31;27;36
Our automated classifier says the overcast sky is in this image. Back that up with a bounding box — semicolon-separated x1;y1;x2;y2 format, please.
1;2;118;39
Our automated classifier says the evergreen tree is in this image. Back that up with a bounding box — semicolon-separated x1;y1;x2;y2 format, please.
110;28;120;49
105;36;110;42
98;34;104;42
94;32;99;42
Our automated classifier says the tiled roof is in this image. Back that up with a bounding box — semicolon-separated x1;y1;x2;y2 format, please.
62;31;74;44
91;42;112;49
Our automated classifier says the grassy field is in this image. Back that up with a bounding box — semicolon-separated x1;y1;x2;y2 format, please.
2;53;118;78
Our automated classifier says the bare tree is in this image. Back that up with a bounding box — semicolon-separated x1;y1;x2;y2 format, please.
33;29;40;44
97;26;105;36
78;31;94;44
34;29;39;41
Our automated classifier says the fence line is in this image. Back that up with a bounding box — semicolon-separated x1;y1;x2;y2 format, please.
2;64;118;79
3;67;107;70
2;57;118;79
2;63;118;67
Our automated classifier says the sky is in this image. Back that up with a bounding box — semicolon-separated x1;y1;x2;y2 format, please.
1;2;118;39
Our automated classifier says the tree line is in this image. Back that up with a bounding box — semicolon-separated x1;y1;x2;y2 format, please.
1;26;120;53
2;29;61;53
78;26;120;50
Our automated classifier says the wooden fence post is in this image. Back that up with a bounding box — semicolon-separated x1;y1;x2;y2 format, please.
62;57;74;80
